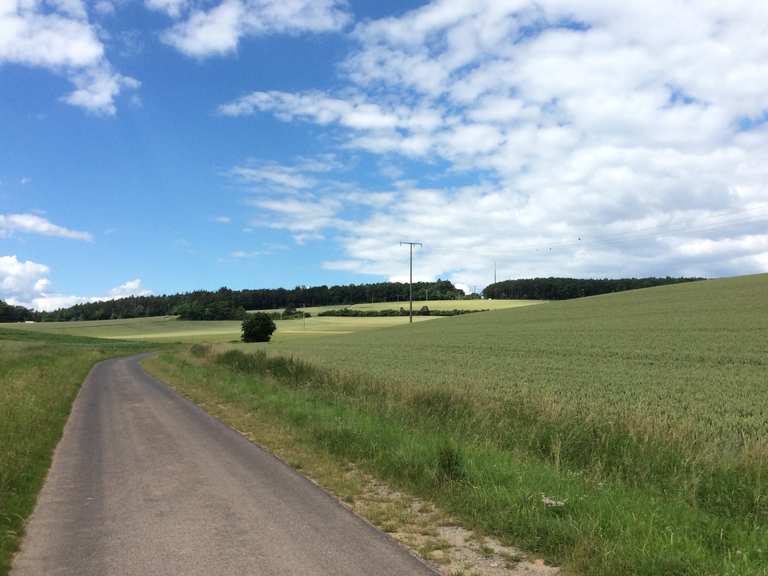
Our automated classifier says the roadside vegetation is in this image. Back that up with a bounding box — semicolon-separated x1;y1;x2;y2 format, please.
0;330;152;576
145;273;768;575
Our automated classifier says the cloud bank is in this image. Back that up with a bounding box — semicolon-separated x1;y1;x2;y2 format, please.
0;255;151;311
223;0;768;286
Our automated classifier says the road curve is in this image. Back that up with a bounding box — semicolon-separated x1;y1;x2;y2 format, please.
11;354;437;576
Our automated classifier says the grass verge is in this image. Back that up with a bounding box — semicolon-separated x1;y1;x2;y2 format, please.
0;330;154;575
144;346;768;576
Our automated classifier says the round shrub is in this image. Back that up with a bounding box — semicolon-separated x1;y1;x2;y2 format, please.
241;313;277;342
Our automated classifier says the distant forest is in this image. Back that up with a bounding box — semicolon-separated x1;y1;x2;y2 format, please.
1;276;707;323
483;277;702;300
0;300;36;323
3;280;464;322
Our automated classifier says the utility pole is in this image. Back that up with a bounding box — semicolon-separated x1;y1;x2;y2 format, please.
400;241;422;323
494;261;497;284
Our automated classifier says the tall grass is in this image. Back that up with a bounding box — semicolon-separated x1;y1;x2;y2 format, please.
259;275;768;518
155;347;768;575
0;331;151;576
212;347;766;520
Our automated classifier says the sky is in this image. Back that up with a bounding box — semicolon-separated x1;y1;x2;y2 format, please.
2;0;768;311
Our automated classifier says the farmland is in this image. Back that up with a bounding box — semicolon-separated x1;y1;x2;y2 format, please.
5;276;768;574
264;275;768;458
143;273;768;575
257;298;540;315
0;313;439;343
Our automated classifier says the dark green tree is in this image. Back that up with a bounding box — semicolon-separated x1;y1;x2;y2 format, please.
241;313;276;342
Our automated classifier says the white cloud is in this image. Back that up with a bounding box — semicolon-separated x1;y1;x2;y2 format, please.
162;0;350;58
63;65;140;115
229;155;402;244
0;255;50;296
250;197;340;233
232;164;316;191
0;256;152;311
93;0;116;16
0;0;138;113
108;278;151;298
225;0;768;287
145;0;188;18
0;213;92;241
228;250;268;258
213;215;231;224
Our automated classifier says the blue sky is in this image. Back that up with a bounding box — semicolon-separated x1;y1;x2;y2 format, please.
2;0;768;310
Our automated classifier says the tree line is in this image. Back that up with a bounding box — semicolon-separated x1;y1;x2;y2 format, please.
482;276;703;300
0;300;36;323
2;279;465;322
1;277;706;323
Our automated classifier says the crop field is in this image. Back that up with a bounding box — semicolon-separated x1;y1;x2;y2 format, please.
1;314;438;343
262;275;768;455
254;298;540;315
164;273;768;575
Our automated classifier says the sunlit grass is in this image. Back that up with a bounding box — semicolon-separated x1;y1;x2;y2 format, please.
1;314;439;343
256;298;541;315
0;331;152;576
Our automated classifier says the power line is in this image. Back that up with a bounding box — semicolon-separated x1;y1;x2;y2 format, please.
400;241;422;324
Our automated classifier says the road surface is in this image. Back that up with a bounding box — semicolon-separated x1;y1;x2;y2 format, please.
11;354;437;576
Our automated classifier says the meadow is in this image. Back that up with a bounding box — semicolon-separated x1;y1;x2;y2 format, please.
0;313;439;343
0;330;152;576
142;273;768;575
6;278;768;574
257;298;539;315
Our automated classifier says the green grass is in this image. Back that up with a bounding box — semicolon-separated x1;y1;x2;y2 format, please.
1;314;440;343
261;275;768;476
7;275;768;574
146;342;767;576
0;330;153;576
148;273;768;575
256;298;540;315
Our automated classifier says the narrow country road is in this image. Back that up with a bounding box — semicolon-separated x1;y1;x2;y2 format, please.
11;354;437;576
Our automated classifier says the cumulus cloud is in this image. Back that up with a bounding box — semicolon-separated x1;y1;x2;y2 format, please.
0;0;138;113
0;255;50;296
161;0;350;58
0;255;152;311
223;0;768;286
0;213;93;240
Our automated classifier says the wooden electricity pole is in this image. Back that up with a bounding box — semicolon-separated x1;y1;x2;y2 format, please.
400;241;422;323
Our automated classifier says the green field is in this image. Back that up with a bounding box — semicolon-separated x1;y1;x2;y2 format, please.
255;298;540;315
146;273;768;575
263;275;768;458
0;330;152;576
6;277;768;574
1;314;439;343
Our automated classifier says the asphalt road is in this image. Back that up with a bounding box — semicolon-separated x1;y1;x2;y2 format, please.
11;354;437;576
